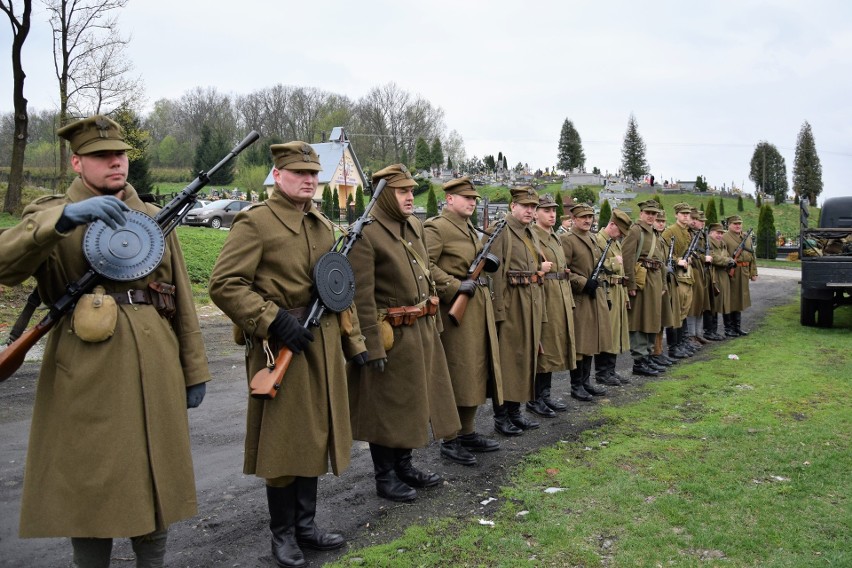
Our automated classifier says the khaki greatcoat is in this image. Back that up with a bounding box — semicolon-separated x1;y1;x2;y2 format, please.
709;238;733;313
424;209;503;406
489;214;545;402
560;228;613;357
658;232;678;329
209;189;365;479
723;231;757;312
533;224;576;372
347;207;460;447
595;232;630;353
690;232;712;316
622;220;664;334
0;179;208;538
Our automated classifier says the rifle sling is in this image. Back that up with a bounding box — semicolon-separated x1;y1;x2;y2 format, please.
7;288;42;345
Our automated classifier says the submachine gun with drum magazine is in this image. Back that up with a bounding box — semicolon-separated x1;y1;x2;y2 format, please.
447;218;507;326
0;131;260;383
248;179;388;399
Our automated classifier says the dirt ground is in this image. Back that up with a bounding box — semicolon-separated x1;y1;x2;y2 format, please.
0;269;800;567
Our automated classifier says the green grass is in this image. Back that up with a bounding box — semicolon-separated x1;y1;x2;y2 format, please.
329;300;851;567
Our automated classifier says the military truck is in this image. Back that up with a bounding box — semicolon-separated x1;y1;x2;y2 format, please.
799;196;852;327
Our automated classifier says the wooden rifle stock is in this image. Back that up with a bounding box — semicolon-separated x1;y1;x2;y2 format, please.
0;318;54;382
448;258;485;326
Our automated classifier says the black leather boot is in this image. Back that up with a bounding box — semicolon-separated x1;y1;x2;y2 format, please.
526;373;556;417
580;356;606;396
570;366;593;401
704;312;724;340
369;444;416;502
723;313;737;337
541;386;569;411
493;402;523;436
294;477;345;551
458;432;500;452
594;352;621;386
395;449;442;488
266;484;306;568
440;437;477;465
507;401;540;430
645;357;667;372
733;311;749;336
633;357;659;376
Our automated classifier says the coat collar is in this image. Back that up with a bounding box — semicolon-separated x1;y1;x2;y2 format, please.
441;208;475;235
66;178;147;212
265;189;331;234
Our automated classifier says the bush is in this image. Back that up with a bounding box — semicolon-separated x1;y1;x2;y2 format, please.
756;204;778;259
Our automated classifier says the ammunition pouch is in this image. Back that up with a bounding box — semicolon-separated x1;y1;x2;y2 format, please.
382;296;439;328
507;270;545;286
148;281;177;318
72;285;118;343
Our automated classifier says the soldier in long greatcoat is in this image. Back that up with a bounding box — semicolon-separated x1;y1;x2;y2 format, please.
623;200;666;377
347;164;460;503
707;223;734;339
528;194;575;417
723;215;758;336
662;202;699;359
210;142;367;567
489;187;547;435
688;210;715;343
592;209;633;385
561;203;612;401
424;176;503;466
0;116;209;567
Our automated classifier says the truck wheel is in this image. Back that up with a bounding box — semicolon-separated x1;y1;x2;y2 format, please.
816;299;834;328
801;297;817;326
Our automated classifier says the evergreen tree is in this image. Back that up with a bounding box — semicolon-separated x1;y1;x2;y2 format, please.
322;185;332;217
355;185;365;216
414;137;431;171
705;199;718;224
471;206;479;227
554;190;564;221
572;186;595;205
792;120;823;206
242;134;284;167
598;199;612;229
749;141;788;205
756;204;778;259
430;138;444;169
756;193;762;208
193;124;235;186
620;113;648;181
426;186;438;217
447;156;453;170
718;197;725;216
737;194;744;212
114;105;153;194
483;155;496;171
497;151;503;168
557;118;586;172
331;187;340;219
699;202;705;212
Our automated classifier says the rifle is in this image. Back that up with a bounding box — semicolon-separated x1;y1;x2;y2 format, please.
704;228;718;299
681;229;702;264
0;131;260;383
666;236;678;286
727;228;754;278
590;237;614;284
249;179;387;399
448;218;506;326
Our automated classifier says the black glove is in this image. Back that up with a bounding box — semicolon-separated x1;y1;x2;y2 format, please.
457;279;477;298
351;351;370;366
56;196;130;232
727;259;737;269
269;310;314;355
186;383;206;409
582;278;600;297
367;358;387;373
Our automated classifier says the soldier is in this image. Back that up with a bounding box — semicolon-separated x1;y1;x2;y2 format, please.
561;203;612;401
662;202;698;358
622;200;665;376
651;209;676;370
528;194;575;417
210;142;368;568
688;210;715;343
707;223;734;338
593;209;633;385
0;116;209;567
723;215;758;335
424;176;502;466
347;164;460;502
558;213;573;235
490;187;548;434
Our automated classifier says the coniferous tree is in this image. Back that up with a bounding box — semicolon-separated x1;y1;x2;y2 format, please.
193;124;235;186
426;186;438;217
557;118;585;172
737;195;744;212
430;138;444;170
554;190;564;221
749;141;788;205
620;113;648;181
331;187;340;219
355;185;365;216
572;186;595;205
322;184;332;217
756;204;777;259
114;105;153;194
756;193;762;208
471;206;479;227
447;156;453;171
414;137;431;171
792;121;823;206
705;199;718;224
718;197;725;217
598;199;612;229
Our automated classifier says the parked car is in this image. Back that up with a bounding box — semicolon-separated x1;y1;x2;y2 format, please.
180;200;210;224
182;199;251;229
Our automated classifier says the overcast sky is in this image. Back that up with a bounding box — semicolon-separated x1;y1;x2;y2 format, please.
2;0;850;203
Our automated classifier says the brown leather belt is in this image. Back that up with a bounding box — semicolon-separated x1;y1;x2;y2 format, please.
736;261;750;267
108;289;152;305
544;270;570;280
507;270;545;286
639;258;662;272
383;297;439;327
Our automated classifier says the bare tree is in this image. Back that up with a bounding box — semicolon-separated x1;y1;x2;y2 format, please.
44;0;139;187
1;0;32;213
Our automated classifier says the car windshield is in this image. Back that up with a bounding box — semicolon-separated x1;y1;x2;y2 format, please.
203;200;232;211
